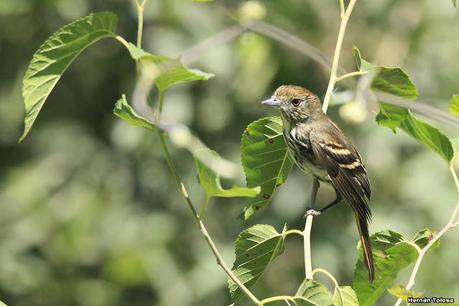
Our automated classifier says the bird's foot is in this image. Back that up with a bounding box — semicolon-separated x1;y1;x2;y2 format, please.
304;209;321;218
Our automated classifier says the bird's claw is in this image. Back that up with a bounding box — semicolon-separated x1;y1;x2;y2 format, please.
304;209;321;218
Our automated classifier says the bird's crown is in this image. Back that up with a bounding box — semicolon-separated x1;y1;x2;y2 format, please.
273;85;317;101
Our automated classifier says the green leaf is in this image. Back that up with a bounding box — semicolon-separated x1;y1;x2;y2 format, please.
228;224;286;302
388;285;422;301
113;95;158;131
295;280;334;306
377;103;454;163
375;103;408;131
125;43;214;93
412;228;440;249
21;12;118;141
333;286;359;306
450;94;459;115
240;116;294;220
353;230;419;306
453;0;457;7
194;148;260;199
353;47;418;100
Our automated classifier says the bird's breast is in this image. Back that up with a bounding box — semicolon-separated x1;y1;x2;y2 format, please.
283;126;331;183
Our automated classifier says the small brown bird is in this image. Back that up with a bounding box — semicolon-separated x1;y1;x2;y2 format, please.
262;85;374;282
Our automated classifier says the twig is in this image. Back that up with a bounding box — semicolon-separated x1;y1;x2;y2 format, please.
339;0;345;18
283;229;304;237
129;3;260;303
157;131;260;305
170;18;459;128
302;0;359;284
312;268;344;306
134;0;148;48
155;95;260;304
393;164;459;306
322;0;358;112
258;295;297;306
303;215;314;280
336;71;368;83
247;21;459;127
181;24;247;65
304;178;319;280
248;21;334;74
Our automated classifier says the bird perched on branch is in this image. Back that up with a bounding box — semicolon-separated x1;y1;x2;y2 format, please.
262;85;374;282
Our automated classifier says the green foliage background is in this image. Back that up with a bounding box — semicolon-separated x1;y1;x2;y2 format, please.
0;0;458;305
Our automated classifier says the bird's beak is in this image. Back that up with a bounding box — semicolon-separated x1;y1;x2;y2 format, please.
261;96;281;107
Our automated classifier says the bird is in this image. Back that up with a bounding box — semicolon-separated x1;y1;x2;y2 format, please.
261;84;374;282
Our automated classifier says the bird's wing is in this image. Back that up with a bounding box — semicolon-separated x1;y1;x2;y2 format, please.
309;125;374;282
309;128;371;222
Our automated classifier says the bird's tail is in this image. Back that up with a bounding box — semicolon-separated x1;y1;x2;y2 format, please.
355;214;375;282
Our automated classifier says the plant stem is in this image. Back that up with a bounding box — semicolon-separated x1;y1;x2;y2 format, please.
258;295;297;306
303;179;319;280
135;0;148;48
303;215;314;280
322;0;358;113
312;268;343;305
127;0;259;295
301;0;358;287
393;164;459;306
339;0;345;18
335;70;368;83
283;229;304;237
155;91;260;304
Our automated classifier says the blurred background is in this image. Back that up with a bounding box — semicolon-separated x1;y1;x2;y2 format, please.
1;0;459;305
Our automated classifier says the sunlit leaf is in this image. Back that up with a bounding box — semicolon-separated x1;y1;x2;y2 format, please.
113;95;158;131
333;286;359;306
295;280;334;306
353;230;419;306
353;47;418;100
388;285;422;301
21;12;118;141
228;224;286;302
194;148;260;199
450;94;459;115
125;43;214;93
412;228;440;249
375;103;407;131
0;301;7;306
377;103;454;163
240;116;293;220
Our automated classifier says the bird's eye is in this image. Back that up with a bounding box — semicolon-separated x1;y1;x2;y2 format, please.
291;99;301;107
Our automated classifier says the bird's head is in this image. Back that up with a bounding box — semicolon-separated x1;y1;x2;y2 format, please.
262;85;323;123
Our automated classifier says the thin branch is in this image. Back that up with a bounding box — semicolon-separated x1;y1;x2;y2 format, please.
339;0;345;18
135;0;148;48
322;0;358;112
181;24;247;65
283;229;304;237
336;71;368;83
248;21;334;74
258;295;297;306
312;268;344;306
302;0;358;284
303;215;314;280
129;5;260;303
304;179;319;280
157;131;260;305
393;164;459;306
176;19;459;128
